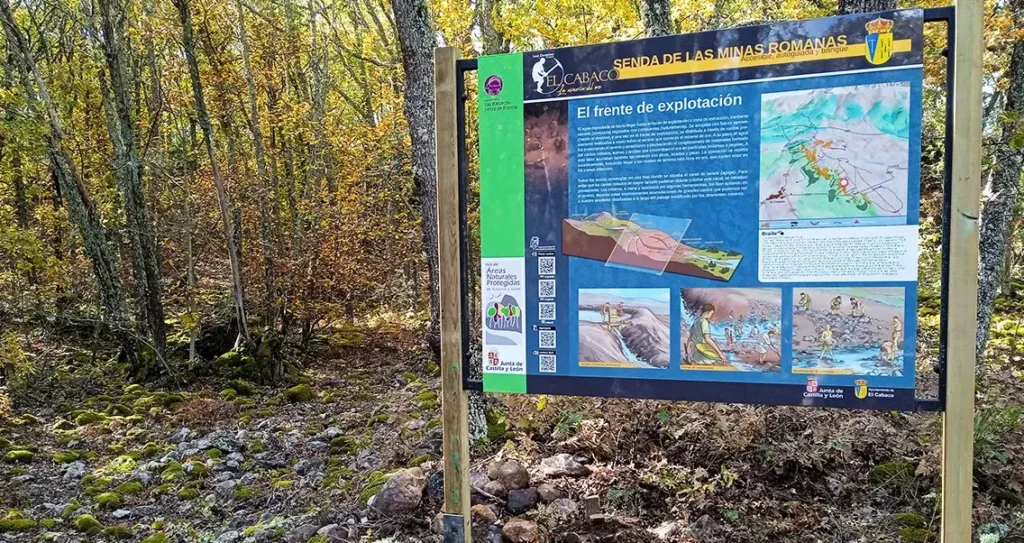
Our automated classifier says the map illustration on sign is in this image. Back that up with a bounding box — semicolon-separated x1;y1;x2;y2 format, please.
758;83;911;223
578;288;670;369
562;212;743;280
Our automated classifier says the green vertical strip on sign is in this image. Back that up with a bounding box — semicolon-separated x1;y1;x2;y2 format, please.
483;373;526;394
478;54;525;258
478;53;527;394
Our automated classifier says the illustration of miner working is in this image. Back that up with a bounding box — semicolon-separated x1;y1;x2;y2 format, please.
599;302;627;330
685;303;727;365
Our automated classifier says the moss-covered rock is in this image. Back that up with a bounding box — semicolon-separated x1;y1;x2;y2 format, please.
869;460;915;486
162;394;184;408
40;518;58;529
51;419;76;431
358;471;390;506
177;487;200;501
124;384;146;395
214;350;243;373
3;449;34;463
105;404;133;417
137;442;163;459
893;513;926;529
898;527;937;542
161;461;185;483
406;454;433;467
414;390;438;409
53;450;80;464
0;518;37;532
233;484;257;500
116;479;145;495
95;492;122;510
106;455;137;473
0;437;10;450
220;388;238;400
141;533;170;543
60;500;81;518
329;436;357;455
145;484;169;497
284;384;314;403
205;448;224;459
103;525;133;539
132;392;167;411
75;411;106;426
228;379;256;396
184;460;209;477
74;514;103;535
271;479;294;489
367;413;390;425
19;413;42;424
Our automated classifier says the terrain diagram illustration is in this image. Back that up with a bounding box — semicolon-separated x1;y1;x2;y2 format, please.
578;289;671;369
759;83;912;222
562;212;742;281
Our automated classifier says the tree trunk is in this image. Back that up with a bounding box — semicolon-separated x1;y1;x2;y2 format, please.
1;50;30;230
477;0;509;54
11;152;29;229
236;0;277;329
838;0;895;15
172;0;253;348
2;0;137;363
390;0;440;355
639;0;672;37
977;0;1024;355
97;0;168;373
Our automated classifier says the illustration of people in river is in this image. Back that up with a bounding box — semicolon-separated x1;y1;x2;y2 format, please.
685;303;728;365
818;324;835;363
796;292;812;313
680;288;782;372
791;288;907;376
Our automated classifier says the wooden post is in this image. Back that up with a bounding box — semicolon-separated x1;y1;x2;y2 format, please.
942;0;982;541
435;46;471;541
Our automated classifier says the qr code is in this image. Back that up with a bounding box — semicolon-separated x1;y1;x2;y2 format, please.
539;330;557;349
538;302;556;321
538;279;556;298
539;354;557;373
538;256;556;275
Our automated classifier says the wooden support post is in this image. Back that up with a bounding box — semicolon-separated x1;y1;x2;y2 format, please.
942;1;982;541
435;46;471;541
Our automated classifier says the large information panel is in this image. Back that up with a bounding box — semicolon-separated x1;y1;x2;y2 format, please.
478;10;923;410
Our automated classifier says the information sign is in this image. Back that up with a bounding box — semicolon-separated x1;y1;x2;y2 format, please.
478;9;924;410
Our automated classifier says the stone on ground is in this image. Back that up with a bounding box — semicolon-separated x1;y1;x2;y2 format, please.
487;459;530;490
372;467;426;516
502;518;539;543
536;483;566;503
506;487;538;515
538;453;589;477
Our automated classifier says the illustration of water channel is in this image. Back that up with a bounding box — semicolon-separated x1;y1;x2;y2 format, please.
579;310;658;368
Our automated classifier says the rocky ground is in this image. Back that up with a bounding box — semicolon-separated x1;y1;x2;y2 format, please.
1;317;1024;543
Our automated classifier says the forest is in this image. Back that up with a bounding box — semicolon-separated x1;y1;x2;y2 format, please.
0;0;1022;540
